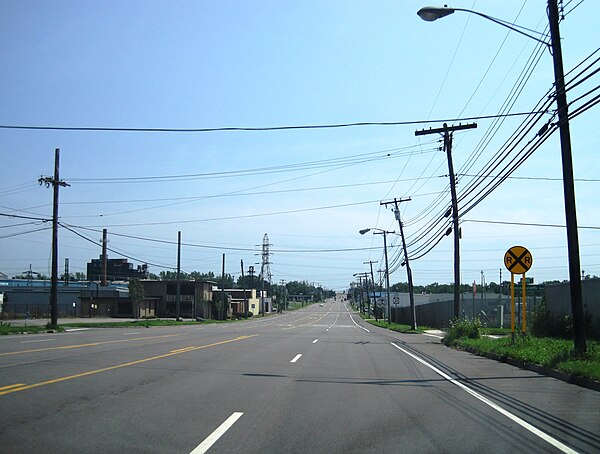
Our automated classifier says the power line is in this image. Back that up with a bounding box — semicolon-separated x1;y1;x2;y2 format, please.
463;219;600;230
0;112;549;134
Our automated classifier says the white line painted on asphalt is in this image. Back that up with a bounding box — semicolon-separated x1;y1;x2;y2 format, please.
390;343;579;454
348;312;370;333
190;412;243;454
65;328;90;332
123;332;142;336
20;339;55;343
422;333;444;339
312;339;318;344
290;354;302;363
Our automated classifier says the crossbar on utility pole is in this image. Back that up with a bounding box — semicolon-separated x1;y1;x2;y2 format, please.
415;123;477;318
381;197;416;329
38;148;69;328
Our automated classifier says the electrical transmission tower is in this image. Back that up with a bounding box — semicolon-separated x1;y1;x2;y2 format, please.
259;233;272;315
260;233;272;285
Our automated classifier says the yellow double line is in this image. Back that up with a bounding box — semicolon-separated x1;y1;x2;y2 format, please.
0;334;258;396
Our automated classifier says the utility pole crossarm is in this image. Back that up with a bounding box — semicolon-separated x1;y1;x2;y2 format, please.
414;122;477;136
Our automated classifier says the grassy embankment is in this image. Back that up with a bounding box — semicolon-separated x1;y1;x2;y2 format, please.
444;318;600;382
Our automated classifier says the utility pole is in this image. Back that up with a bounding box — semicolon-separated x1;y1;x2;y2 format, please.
415;123;477;318
372;233;392;324
221;253;226;320
280;279;287;311
38;148;69;328
64;258;69;287
176;231;181;320
101;228;108;286
364;261;377;318
353;272;369;314
548;0;586;353
241;259;247;318
381;197;417;329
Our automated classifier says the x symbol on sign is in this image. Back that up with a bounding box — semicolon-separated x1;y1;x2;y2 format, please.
507;248;530;273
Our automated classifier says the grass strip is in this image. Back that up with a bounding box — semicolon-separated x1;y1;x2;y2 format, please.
60;319;228;328
366;319;430;334
0;324;65;335
455;335;600;382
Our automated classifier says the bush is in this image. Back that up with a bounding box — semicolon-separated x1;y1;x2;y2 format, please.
530;303;600;341
443;317;482;346
233;312;253;319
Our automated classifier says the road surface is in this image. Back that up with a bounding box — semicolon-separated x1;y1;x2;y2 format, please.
1;298;598;453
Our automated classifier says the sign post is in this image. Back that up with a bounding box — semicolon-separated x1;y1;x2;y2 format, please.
504;246;533;342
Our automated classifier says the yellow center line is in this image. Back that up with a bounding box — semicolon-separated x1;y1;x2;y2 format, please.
0;334;258;397
0;384;26;392
0;333;183;357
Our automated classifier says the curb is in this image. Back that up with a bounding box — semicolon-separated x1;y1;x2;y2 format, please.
462;346;600;393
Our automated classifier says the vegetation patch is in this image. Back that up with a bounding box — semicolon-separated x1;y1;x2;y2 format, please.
443;317;482;346
366;319;430;333
60;319;226;329
455;335;600;382
0;322;65;335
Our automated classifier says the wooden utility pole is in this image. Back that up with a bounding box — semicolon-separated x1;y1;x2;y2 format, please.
176;231;181;320
38;148;69;328
241;259;247;318
381;197;417;329
415;123;477;318
101;229;108;286
363;261;377;318
221;253;226;320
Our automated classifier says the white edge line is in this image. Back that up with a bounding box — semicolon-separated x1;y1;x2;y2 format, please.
290;354;302;363
348;313;370;333
20;339;56;343
190;412;243;454
312;339;318;344
390;342;578;454
422;333;444;339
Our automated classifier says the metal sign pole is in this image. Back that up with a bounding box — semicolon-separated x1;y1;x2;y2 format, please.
511;273;515;343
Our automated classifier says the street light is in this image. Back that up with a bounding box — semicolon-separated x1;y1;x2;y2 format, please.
418;2;586;353
360;228;394;324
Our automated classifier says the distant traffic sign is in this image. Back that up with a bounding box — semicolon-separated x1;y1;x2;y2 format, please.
504;246;533;274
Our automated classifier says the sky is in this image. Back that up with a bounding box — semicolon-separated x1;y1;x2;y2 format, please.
0;0;598;291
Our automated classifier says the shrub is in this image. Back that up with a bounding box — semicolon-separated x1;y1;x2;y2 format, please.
443;317;481;346
233;312;253;319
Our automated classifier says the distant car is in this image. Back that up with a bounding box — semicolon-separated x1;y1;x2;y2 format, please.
319;303;324;307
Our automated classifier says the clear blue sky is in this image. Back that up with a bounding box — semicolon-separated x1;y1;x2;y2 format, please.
1;1;598;290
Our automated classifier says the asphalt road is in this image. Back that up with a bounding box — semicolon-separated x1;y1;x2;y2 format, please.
1;299;599;453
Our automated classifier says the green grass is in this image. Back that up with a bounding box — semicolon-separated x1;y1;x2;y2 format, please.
366;319;431;334
60;318;228;328
481;327;512;336
285;301;316;311
455;335;600;382
0;322;64;335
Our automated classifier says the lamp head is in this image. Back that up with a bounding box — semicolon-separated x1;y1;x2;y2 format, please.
359;228;371;235
417;6;455;22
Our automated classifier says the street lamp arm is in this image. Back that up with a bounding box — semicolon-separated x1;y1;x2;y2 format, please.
417;6;550;47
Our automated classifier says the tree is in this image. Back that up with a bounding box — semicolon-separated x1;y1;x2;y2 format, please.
129;278;145;319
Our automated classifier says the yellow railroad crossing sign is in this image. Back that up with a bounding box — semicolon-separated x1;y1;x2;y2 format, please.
504;245;533;274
